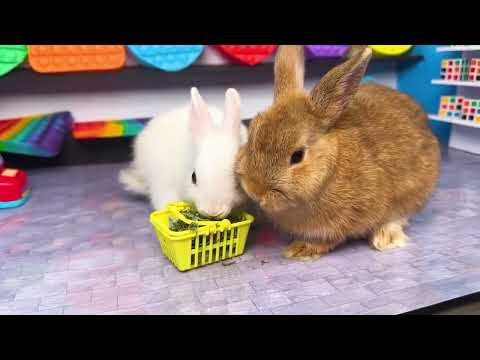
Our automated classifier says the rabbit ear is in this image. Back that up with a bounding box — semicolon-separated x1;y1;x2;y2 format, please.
309;47;372;128
222;88;242;137
190;87;213;142
274;45;305;101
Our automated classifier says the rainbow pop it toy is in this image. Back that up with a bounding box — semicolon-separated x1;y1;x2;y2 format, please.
72;118;150;140
216;45;277;65
0;112;73;157
0;45;27;76
128;45;204;72
28;45;126;73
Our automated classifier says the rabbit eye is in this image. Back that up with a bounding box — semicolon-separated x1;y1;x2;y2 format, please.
290;149;305;165
192;171;197;185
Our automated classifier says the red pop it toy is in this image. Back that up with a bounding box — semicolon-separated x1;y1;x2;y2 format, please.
216;45;277;66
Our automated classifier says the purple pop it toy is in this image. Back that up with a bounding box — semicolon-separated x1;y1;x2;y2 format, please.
305;45;351;58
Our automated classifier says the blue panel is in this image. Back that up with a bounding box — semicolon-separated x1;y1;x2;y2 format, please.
362;62;396;85
397;45;456;151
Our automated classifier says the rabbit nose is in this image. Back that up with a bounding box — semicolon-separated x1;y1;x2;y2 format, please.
243;178;267;202
199;206;230;220
259;197;268;208
253;191;268;207
214;210;230;220
215;206;231;219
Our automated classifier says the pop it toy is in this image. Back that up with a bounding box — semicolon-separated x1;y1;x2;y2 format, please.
305;45;351;58
0;45;27;76
28;45;126;73
72;118;150;139
128;45;204;72
368;45;413;56
0;112;73;157
216;45;277;65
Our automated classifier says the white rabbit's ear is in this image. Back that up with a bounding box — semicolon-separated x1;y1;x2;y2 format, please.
190;87;213;142
222;88;242;137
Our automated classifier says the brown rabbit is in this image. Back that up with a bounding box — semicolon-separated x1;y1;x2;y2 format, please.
235;46;441;260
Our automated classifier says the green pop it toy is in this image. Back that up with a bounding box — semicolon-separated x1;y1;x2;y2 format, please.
0;45;27;76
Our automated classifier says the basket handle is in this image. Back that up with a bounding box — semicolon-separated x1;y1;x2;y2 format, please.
166;202;212;227
167;202;235;230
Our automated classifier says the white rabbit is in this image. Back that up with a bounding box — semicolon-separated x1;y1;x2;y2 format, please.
119;87;248;219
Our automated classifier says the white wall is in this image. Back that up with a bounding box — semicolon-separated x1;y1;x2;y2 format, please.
0;61;397;123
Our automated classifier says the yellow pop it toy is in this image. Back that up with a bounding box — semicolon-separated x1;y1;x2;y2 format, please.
368;45;413;56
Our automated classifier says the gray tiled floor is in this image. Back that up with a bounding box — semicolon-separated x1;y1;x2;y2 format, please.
0;149;479;315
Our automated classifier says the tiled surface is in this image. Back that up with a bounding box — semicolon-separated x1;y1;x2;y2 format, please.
1;149;480;315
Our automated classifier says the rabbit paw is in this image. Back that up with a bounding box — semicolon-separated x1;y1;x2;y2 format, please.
283;240;334;261
370;219;409;251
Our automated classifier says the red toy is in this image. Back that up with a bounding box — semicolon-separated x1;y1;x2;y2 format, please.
216;45;277;66
0;154;30;209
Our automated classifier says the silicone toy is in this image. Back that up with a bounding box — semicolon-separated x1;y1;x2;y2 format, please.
128;45;204;72
305;45;351;58
216;45;277;65
0;112;73;157
28;45;126;73
368;45;413;56
0;45;27;76
0;154;30;209
72;118;150;139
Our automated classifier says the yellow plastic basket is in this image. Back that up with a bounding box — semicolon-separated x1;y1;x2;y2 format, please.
150;202;255;271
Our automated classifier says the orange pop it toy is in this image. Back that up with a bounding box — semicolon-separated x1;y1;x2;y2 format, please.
216;45;277;66
28;45;126;73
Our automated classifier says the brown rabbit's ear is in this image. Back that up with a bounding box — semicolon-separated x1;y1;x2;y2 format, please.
309;47;372;128
274;45;305;101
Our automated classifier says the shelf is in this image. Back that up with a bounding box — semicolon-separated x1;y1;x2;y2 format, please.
428;114;480;129
436;46;480;53
10;55;424;77
431;80;480;87
368;55;424;62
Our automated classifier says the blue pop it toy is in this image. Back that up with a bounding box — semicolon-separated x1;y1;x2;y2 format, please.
128;45;204;72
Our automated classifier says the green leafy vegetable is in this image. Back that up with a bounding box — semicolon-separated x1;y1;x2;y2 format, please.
170;208;245;232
